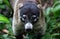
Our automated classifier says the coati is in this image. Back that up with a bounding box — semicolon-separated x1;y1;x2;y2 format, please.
12;0;46;39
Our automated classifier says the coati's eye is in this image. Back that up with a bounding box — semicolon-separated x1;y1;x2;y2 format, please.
21;18;24;21
21;15;26;21
32;15;37;21
34;19;37;21
23;15;27;19
23;15;26;17
32;15;36;18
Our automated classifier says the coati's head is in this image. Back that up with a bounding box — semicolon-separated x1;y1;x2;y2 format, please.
20;1;40;31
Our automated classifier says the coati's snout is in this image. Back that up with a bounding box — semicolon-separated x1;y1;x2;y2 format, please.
25;22;33;32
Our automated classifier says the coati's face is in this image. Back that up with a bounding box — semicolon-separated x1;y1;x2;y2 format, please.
20;2;40;31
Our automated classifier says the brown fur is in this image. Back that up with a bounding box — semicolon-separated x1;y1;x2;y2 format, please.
12;0;46;36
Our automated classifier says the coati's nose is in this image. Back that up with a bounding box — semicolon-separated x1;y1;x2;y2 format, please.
25;22;33;31
26;29;32;32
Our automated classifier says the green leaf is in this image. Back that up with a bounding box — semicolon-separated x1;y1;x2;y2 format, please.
53;0;60;3
0;0;3;4
0;14;10;23
53;1;60;8
45;7;52;17
52;5;60;13
3;0;12;11
0;5;6;9
42;32;51;39
52;1;60;17
51;33;60;39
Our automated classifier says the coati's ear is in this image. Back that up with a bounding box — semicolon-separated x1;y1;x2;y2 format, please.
37;3;47;10
18;3;23;9
37;4;41;9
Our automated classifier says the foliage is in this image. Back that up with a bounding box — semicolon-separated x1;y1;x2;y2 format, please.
0;14;15;39
43;1;60;39
0;0;14;39
0;0;12;18
0;0;60;39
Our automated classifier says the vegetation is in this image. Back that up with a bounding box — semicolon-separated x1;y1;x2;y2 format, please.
43;1;60;39
0;0;60;39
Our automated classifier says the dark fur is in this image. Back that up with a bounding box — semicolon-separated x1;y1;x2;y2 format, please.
20;2;40;23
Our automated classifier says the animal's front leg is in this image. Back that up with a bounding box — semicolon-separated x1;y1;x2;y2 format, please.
12;23;24;39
